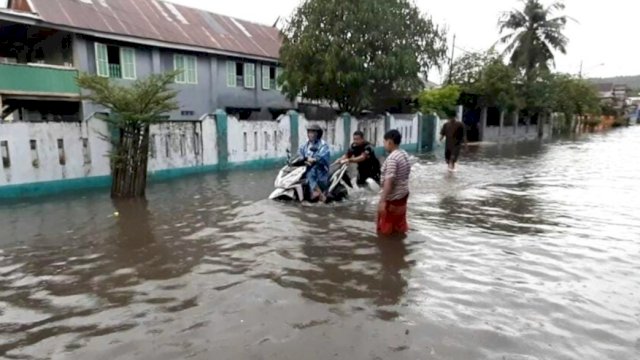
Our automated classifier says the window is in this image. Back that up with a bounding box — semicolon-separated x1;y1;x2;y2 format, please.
274;131;278;151
150;135;157;158
264;131;268;151
262;65;278;90
253;131;258;151
262;65;281;90
174;54;197;84
244;63;255;88
57;139;66;166
95;42;136;79
227;60;237;87
181;110;195;117
243;132;248;152
180;134;186;157
227;61;255;88
194;133;200;156
82;138;91;165
30;140;39;168
165;135;171;158
1;141;10;168
276;67;283;91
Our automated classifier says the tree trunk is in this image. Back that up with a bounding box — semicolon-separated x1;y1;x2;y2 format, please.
111;124;151;198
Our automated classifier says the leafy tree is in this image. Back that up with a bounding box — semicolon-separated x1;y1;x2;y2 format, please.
498;0;569;78
77;71;179;198
541;73;600;132
448;51;520;113
418;85;461;118
447;51;494;87
279;0;448;114
474;58;520;112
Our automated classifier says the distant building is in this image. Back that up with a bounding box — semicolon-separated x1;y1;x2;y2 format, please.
593;82;627;109
0;0;292;123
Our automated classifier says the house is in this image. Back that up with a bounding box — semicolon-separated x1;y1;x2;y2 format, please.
0;0;292;123
595;83;615;100
593;82;627;109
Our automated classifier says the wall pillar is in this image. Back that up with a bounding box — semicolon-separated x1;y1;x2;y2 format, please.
287;110;299;154
498;109;505;137
420;113;437;152
480;106;488;142
513;112;519;136
342;113;351;151
384;112;391;134
214;109;228;169
537;113;545;138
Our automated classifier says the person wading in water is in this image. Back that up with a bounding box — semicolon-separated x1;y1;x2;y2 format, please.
440;110;467;171
335;130;381;187
377;129;411;236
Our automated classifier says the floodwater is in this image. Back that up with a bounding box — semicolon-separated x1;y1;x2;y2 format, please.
1;128;639;360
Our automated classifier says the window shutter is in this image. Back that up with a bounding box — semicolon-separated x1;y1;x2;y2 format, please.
262;65;270;90
95;43;109;77
186;56;197;84
276;67;284;91
244;63;255;88
226;60;236;87
120;47;136;79
174;55;186;83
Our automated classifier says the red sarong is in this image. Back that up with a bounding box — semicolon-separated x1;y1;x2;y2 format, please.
377;195;409;236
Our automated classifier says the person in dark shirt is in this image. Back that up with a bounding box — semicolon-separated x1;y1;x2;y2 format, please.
336;131;381;186
440;112;467;171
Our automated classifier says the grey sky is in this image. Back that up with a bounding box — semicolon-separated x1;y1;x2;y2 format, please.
170;0;639;83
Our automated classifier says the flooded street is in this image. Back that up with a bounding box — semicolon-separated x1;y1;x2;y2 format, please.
1;128;639;360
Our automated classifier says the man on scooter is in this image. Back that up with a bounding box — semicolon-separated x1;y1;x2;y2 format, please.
299;124;330;202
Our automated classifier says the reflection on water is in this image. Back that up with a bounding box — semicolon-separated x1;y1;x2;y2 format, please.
1;129;640;359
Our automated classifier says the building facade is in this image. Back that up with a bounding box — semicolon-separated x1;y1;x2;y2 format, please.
0;0;292;124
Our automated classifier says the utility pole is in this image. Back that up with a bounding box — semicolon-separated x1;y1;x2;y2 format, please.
579;60;583;78
447;34;456;84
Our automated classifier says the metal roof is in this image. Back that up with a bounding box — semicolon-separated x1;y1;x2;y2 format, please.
17;0;282;60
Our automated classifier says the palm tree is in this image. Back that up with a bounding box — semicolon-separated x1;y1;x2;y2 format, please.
498;0;569;77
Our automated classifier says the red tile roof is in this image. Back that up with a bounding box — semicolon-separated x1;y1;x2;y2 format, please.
15;0;282;60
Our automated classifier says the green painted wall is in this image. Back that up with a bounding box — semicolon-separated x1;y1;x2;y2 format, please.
214;110;229;169
0;63;80;95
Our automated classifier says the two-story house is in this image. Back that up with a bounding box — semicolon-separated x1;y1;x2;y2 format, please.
0;0;292;123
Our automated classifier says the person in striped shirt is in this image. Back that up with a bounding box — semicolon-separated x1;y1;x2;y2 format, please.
377;129;411;236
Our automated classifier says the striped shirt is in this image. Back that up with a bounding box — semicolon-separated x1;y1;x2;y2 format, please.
381;149;411;200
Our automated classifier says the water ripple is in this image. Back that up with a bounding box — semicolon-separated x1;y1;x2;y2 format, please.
0;129;639;359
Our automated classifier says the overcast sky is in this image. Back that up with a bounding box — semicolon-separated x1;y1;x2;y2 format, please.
170;0;639;83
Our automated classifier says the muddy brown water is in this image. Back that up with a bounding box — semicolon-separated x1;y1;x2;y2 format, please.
1;128;639;360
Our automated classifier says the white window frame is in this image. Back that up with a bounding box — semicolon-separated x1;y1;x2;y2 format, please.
227;60;237;87
94;42;109;78
262;64;271;90
174;54;197;84
120;47;137;80
174;55;186;83
276;66;284;91
244;63;255;89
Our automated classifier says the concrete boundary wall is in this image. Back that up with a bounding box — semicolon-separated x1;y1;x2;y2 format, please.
0;111;427;199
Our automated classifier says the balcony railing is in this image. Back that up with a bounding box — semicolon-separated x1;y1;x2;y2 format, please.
108;64;122;79
0;63;79;96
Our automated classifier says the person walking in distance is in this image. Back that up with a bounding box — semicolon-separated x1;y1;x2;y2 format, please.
377;129;411;236
440;109;467;171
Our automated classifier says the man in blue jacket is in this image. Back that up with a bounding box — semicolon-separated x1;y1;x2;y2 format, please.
299;124;330;202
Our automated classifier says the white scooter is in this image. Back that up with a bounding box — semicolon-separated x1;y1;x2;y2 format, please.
269;150;353;203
